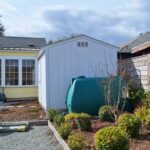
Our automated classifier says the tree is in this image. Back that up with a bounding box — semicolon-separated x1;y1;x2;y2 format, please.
95;55;130;124
0;16;5;36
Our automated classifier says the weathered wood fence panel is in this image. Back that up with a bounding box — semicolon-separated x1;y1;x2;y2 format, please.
119;54;150;90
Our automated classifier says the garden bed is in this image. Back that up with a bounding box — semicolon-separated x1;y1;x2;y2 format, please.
68;119;149;150
48;117;150;150
0;100;46;121
82;120;150;150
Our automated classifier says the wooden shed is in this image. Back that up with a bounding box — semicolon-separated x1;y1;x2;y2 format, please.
119;32;150;90
37;34;118;111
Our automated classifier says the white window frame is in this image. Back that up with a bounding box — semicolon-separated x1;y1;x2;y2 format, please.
5;59;19;86
22;59;36;86
0;56;38;87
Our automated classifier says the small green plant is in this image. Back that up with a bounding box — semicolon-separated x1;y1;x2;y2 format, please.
65;113;78;129
135;106;150;125
68;132;86;150
142;91;150;108
57;122;72;139
53;114;64;127
128;87;146;101
118;113;141;137
29;107;38;113
65;113;78;121
98;105;115;122
47;109;60;122
76;113;91;131
94;126;129;150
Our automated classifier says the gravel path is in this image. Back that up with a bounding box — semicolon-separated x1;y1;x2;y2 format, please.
0;126;63;150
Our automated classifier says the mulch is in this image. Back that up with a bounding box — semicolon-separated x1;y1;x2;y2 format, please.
0;100;46;121
71;119;150;150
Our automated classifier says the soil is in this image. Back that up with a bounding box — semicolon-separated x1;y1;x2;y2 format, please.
0;100;46;121
72;119;150;150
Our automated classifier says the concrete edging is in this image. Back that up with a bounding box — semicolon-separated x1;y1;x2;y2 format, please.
28;120;48;126
48;121;70;150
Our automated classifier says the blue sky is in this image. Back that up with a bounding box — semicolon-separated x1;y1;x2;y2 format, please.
0;0;149;45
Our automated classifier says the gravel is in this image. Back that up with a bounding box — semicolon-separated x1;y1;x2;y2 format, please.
0;126;63;150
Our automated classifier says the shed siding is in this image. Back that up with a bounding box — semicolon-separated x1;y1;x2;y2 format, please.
44;37;117;109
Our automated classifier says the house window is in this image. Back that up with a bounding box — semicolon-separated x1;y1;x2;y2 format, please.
5;59;19;85
22;60;35;85
0;60;1;85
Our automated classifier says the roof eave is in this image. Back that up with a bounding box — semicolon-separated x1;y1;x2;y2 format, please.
132;41;150;53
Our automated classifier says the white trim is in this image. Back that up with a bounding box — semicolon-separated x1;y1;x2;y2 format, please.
19;59;22;86
1;85;38;88
2;59;5;86
0;56;38;87
0;49;40;52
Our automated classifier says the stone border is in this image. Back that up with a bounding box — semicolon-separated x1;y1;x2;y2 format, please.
48;121;70;150
28;120;48;126
1;120;48;127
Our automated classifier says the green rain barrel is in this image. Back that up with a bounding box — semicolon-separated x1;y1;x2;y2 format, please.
66;76;130;115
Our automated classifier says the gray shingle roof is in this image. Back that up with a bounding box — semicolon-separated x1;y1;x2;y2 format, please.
0;36;47;50
119;32;150;53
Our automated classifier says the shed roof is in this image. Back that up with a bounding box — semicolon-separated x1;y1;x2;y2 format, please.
37;34;118;60
0;36;47;50
48;34;118;49
119;32;150;53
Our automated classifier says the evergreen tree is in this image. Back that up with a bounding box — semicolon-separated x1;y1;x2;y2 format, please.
0;16;5;36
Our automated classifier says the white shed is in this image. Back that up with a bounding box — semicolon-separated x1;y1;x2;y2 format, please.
37;34;118;111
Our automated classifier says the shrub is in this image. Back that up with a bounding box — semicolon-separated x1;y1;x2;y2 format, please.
47;109;60;122
65;113;78;128
94;126;129;150
142;91;150;108
128;87;146;101
98;105;115;122
118;113;141;137
57;122;72;139
135;106;150;125
53;114;64;127
76;113;91;131
68;132;86;150
65;113;78;121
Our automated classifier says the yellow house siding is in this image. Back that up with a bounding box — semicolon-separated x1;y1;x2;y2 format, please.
0;51;39;57
0;50;39;99
4;86;38;99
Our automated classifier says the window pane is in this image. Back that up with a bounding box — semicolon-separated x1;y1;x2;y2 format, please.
22;60;35;85
5;59;19;85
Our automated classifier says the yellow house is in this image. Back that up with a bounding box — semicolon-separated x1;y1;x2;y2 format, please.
0;36;47;100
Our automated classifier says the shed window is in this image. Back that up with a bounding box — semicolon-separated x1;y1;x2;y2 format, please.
5;59;19;85
0;60;1;85
77;42;88;47
22;60;35;85
77;42;81;47
85;42;88;47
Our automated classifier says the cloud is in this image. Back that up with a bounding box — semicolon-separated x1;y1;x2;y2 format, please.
1;0;150;45
36;2;150;44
